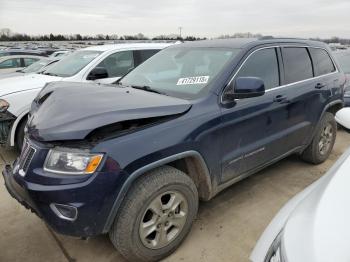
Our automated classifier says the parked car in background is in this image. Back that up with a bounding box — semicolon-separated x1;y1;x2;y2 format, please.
0;43;172;149
0;49;47;57
0;57;61;80
250;148;350;262
49;50;70;58
333;50;350;106
2;38;344;262
0;55;42;74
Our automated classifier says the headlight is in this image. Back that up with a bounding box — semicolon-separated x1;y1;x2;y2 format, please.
44;148;103;175
0;99;9;113
264;232;285;262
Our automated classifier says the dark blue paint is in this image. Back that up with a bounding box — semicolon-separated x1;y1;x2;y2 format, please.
2;39;345;237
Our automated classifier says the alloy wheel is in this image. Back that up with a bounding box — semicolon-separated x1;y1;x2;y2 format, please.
318;123;334;156
139;191;188;249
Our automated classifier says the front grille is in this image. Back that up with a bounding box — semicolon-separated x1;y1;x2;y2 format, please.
18;139;36;175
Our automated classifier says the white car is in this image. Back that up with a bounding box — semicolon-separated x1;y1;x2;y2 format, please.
0;57;61;80
336;108;350;130
0;43;172;148
0;55;42;74
250;148;350;262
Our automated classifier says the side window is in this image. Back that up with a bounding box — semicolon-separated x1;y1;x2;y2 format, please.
23;58;39;67
236;48;280;90
95;51;134;78
309;48;336;76
134;49;159;67
0;58;21;69
282;47;313;84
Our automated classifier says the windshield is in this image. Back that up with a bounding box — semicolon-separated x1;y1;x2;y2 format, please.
44;50;102;77
334;51;350;74
120;47;240;99
22;58;50;73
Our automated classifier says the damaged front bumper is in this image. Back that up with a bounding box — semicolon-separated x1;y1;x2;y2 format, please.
2;138;126;237
0;111;16;145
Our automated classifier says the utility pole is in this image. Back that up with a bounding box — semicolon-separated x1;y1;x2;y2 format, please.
178;27;183;38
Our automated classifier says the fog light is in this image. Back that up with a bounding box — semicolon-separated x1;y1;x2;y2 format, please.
50;203;78;221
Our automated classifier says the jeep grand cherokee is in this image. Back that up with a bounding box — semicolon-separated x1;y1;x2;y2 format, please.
3;38;345;261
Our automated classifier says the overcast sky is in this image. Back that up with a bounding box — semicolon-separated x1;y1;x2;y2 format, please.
1;0;350;38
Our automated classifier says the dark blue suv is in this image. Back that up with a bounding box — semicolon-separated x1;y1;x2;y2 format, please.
3;38;345;261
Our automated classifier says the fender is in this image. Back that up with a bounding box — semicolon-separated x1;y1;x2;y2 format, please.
102;150;211;233
9;109;29;147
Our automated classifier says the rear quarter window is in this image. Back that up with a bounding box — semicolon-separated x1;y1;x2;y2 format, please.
282;47;313;84
309;48;336;76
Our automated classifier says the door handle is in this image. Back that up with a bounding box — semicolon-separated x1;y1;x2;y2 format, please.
273;95;290;104
315;83;326;89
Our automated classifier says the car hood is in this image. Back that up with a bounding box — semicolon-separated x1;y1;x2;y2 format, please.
0;72;23;80
282;149;350;262
27;82;192;141
0;73;62;97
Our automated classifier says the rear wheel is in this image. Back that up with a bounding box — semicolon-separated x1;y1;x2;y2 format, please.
109;166;198;262
301;112;337;164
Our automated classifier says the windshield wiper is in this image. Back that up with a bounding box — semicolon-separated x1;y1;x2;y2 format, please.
130;85;167;95
42;72;59;76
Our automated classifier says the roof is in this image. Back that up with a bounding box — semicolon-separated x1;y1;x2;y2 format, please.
83;43;173;52
170;38;329;50
0;55;44;61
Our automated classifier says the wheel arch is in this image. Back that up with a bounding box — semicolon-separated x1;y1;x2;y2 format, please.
103;150;213;233
10;110;29;147
302;99;343;153
324;100;343;116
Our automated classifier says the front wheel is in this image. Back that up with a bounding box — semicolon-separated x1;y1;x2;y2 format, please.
301;112;337;164
109;166;198;262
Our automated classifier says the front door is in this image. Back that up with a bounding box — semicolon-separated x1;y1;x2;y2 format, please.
220;47;285;183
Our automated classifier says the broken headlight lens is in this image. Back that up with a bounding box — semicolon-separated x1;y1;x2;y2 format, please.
44;149;103;175
264;232;285;262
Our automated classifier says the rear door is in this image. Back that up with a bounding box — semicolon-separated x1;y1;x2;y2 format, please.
277;46;334;150
307;47;338;125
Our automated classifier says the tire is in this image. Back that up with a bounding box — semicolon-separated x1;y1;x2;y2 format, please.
109;166;198;262
301;112;337;164
15;118;27;151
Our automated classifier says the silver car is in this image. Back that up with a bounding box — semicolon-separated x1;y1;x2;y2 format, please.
251;148;350;262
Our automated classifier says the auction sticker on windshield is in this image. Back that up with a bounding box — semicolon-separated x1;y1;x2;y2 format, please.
177;76;209;85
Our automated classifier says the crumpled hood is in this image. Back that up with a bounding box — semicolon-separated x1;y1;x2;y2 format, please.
28;82;191;141
0;73;62;97
282;151;350;262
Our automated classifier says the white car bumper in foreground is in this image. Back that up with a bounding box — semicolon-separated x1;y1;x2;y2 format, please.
250;148;350;262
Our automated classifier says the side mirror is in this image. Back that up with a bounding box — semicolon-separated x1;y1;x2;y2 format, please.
224;77;265;100
87;67;109;80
